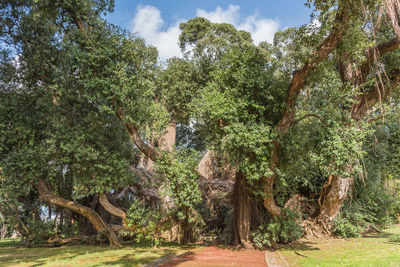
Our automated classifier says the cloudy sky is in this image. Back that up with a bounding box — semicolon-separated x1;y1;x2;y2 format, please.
106;0;311;60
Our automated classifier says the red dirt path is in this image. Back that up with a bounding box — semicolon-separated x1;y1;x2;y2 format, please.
160;246;267;267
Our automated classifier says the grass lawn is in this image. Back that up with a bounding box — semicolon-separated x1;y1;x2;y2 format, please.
0;239;189;267
280;225;400;266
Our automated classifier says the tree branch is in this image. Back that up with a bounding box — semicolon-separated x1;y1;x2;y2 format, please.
276;0;351;133
293;113;326;125
351;69;400;120
116;109;160;161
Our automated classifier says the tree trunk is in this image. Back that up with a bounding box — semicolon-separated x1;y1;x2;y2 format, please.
177;219;194;245
197;150;215;179
317;175;353;226
158;119;177;151
0;204;29;238
263;173;281;217
233;171;254;249
263;141;282;217
35;179;122;248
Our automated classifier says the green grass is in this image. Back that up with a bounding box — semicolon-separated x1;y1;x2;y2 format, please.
0;239;188;267
280;225;400;267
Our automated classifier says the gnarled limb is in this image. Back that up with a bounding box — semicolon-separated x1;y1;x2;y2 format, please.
117;109;160;161
35;179;122;248
351;70;400;120
99;193;129;230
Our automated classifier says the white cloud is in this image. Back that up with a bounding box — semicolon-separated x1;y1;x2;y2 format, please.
238;15;279;44
196;5;240;25
197;6;279;44
131;5;182;61
130;5;280;60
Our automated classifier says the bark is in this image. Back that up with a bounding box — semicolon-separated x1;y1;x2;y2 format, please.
276;0;351;134
158;119;177;151
99;193;130;230
197;150;215;179
233;171;254;249
317;175;353;226
35;179;122;247
178;220;194;245
0;204;29;237
263;141;282;217
350;69;400;120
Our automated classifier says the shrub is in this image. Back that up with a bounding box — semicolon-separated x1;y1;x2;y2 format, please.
251;209;304;249
126;200;165;247
332;216;363;238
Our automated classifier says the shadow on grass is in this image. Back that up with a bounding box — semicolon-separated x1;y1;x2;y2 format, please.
0;238;182;267
279;240;320;253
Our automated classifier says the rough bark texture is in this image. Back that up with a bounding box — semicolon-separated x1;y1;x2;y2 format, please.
233;171;254;249
35;179;122;247
317;175;353;225
263;141;282;217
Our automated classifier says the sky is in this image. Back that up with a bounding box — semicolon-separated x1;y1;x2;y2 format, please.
105;1;312;60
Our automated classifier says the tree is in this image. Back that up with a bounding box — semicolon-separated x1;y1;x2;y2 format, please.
0;0;160;247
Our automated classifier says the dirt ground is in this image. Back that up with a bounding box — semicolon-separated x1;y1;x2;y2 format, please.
160;246;267;267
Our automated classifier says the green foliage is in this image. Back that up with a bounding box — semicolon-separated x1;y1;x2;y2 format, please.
332;216;363;238
156;149;203;224
251;210;304;249
126;200;165;247
23;219;56;245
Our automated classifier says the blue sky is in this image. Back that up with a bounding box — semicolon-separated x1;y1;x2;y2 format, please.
105;1;312;60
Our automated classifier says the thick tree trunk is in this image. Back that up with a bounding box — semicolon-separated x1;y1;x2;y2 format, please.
197;150;215;179
263;186;281;217
233;171;254;249
35;179;122;247
317;175;353;226
318;31;400;226
177;219;194;245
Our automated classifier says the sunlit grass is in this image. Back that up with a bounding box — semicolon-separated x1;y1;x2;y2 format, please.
0;239;187;267
280;225;400;266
